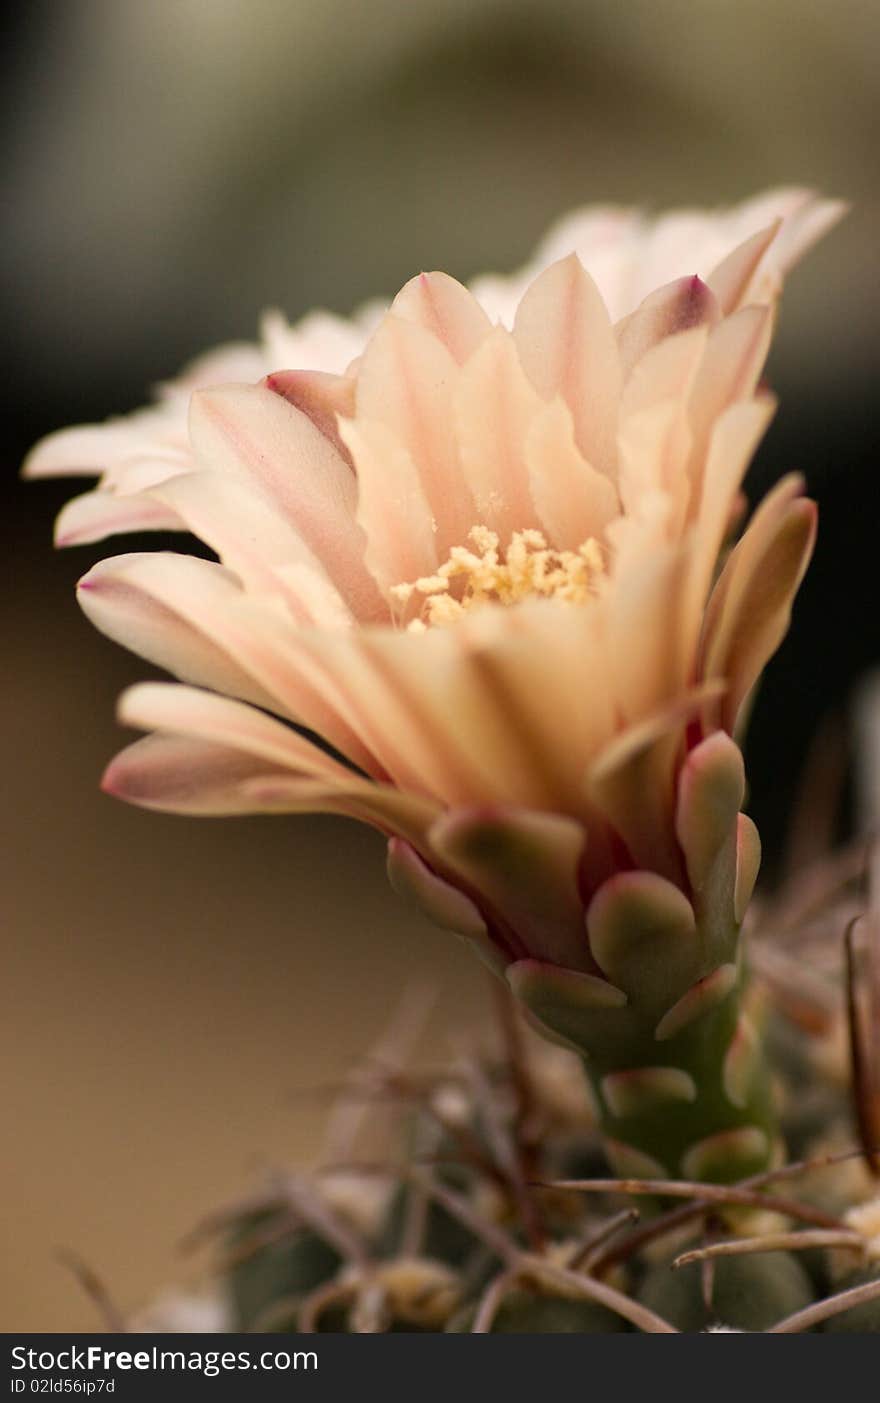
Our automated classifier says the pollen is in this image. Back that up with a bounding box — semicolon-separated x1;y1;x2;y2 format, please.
390;526;605;630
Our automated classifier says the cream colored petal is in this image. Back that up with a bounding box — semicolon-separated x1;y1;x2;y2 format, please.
303;625;500;805
452;326;543;542
188;385;385;619
688;394;778;613
603;537;698;724
241;773;439;847
684;305;773;514
390;271;492;364
340;417;440;599
617;402;692;535
354;313;474;554
77;552;380;775
525;398;619;550
117;682;358;783
513;254;621;476
700;476;817;732
619;324;710;423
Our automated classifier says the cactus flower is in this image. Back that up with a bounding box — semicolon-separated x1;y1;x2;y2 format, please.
30;192;844;1185
24;188;841;550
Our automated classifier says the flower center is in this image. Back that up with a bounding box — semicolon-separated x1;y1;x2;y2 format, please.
390;526;605;630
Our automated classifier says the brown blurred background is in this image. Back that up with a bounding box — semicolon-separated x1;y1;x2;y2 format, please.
2;0;878;1329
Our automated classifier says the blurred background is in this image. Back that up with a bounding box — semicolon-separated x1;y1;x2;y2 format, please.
2;0;877;1329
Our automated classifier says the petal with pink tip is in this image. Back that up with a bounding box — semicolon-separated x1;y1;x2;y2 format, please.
263;368;356;463
77;552;380;775
103;733;436;842
615;276;719;381
513;254;621;476
78;553;279;712
390;271;492;364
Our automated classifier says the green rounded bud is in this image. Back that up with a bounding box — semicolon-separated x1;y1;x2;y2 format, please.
447;1288;629;1333
637;1251;814;1332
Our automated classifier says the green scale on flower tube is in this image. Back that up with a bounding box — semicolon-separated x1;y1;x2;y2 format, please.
508;731;776;1181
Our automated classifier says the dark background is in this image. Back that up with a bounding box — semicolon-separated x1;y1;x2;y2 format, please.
2;1;877;1328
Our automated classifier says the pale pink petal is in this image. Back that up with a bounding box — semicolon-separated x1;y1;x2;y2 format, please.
21;418;172;478
705;222;782;315
619;324;710;423
390;271;492;364
151;470;337;600
187;385;385;619
513;254;621;476
55;489;184;546
340;418;440;599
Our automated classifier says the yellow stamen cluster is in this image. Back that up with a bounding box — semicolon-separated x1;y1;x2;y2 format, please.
391;526;605;630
